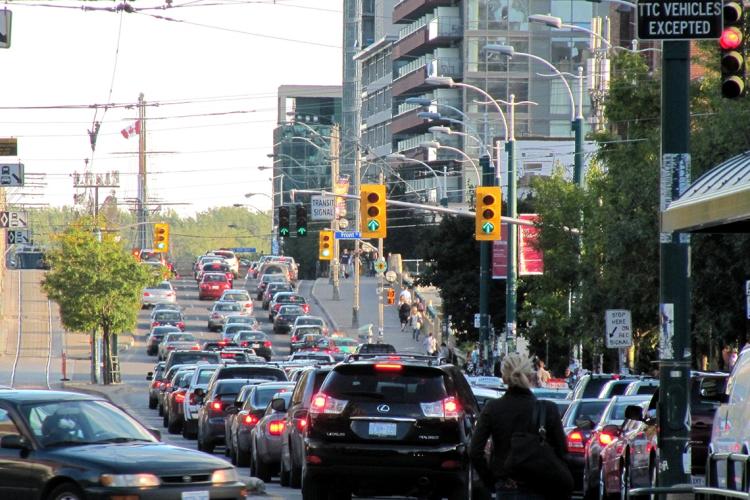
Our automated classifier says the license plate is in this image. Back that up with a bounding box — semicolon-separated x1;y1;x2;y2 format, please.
691;475;705;486
211;285;219;289
252;343;261;349
181;492;209;500
369;422;397;437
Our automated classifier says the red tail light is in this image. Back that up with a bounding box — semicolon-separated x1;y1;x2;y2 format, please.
309;393;348;416
375;363;402;371
200;284;209;289
421;397;461;419
269;420;285;435
190;345;200;350
243;414;259;426
303;304;310;313
598;432;614;446
291;336;298;342
175;391;186;403
567;430;585;453
296;418;307;432
164;382;172;390
211;400;223;411
167;346;175;351
263;341;272;348
177;322;185;329
241;341;249;347
151;321;158;327
244;303;252;308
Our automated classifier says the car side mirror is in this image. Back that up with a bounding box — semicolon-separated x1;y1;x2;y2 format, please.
146;372;153;381
147;428;162;441
194;388;205;398
0;434;29;450
575;418;594;430
271;398;287;412
624;405;644;422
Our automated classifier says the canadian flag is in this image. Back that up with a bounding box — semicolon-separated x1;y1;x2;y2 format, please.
120;120;141;139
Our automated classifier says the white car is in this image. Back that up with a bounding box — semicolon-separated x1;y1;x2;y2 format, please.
292;315;329;335
142;281;177;308
181;364;222;439
211;250;240;277
219;289;254;316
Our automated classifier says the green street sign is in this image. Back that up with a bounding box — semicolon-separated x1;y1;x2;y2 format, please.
279;228;290;236
367;219;380;232
481;221;494;234
297;227;307;236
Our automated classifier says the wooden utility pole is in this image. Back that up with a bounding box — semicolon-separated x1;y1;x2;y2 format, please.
137;93;148;250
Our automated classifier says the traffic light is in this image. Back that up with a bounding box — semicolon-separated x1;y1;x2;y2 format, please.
360;184;387;239
474;187;502;241
296;205;308;237
153;223;170;253
721;0;745;98
278;206;290;237
319;230;333;260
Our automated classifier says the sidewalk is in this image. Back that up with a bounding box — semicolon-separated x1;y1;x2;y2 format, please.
310;276;427;353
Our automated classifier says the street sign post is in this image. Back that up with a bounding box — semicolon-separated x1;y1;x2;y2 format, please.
335;231;361;239
605;309;633;348
6;229;30;245
0;163;23;186
637;0;722;40
0;211;27;228
311;195;335;221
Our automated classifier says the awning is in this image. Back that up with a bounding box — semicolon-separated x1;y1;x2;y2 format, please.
661;152;750;233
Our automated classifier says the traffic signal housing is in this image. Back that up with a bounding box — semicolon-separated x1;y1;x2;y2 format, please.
360;184;387;239
721;1;745;98
153;223;170;253
475;187;502;241
319;230;333;260
278;206;290;237
296;205;308;237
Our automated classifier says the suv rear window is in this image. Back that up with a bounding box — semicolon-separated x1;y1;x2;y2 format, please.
224;292;250;301
323;365;447;403
197;369;217;385
216;380;254;395
167;351;221;367
581;377;613;398
216;366;287;381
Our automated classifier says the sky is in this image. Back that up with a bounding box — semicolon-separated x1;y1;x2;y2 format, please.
0;0;342;216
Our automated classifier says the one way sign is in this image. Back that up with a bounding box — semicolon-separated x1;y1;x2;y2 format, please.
0;163;24;186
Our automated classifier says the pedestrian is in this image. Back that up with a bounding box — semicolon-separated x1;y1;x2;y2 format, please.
423;332;437;356
470;353;571;500
398;301;411;332
438;341;449;361
536;358;551;387
408;305;423;342
399;287;412;305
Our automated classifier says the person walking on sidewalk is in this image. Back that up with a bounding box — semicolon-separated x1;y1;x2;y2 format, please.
423;332;437;356
398;300;411;331
408;305;423;342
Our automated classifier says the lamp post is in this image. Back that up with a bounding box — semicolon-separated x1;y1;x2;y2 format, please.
420;141;481;186
387;153;452;205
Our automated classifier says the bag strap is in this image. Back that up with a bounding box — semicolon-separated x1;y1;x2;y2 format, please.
536;400;547;441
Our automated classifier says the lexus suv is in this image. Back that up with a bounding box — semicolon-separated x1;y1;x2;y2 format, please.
300;356;479;499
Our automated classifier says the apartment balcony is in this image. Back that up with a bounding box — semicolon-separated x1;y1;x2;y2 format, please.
392;15;462;60
395;132;461;162
393;0;454;24
391;107;453;135
392;55;462;96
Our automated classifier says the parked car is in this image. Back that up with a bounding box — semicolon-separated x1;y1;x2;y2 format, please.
232;331;273;361
157;332;200;361
581;395;651;500
150;309;185;331
146;325;181;356
228;382;295;466
208;301;244;331
199;272;232;300
196;378;262;453
0;390;245;499
220;289;254;315
141;280;177;308
273;304;307;335
250;391;294;481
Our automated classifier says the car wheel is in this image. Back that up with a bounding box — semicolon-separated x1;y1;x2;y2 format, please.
201;438;214;454
148;396;157;410
162;411;169;428
157;403;164;417
167;415;182;434
290;449;302;489
46;482;85;500
279;455;291;487
182;422;196;440
254;445;272;482
301;469;329;500
620;460;630;500
599;464;609;500
237;442;250;467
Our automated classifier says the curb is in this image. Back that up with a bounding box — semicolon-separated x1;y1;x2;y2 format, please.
309;279;340;333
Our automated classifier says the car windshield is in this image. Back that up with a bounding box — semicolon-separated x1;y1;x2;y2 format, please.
204;274;227;283
224;325;248;334
166;333;195;342
22;400;156;448
215;303;241;312
252;386;293;408
297;318;323;326
196;369;217;385
564;400;608;427
156;282;172;290
226;316;253;324
153;326;179;334
265;275;286;283
237;331;265;341
174;370;196;387
280;306;305;315
297;327;323;336
155;311;181;321
224;293;250;301
279;295;305;304
603;399;648;424
323;365;447;403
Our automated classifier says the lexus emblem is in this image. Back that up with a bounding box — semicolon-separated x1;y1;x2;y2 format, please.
183;476;192;483
376;404;390;413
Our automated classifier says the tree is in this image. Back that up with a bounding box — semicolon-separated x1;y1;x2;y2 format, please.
43;218;157;384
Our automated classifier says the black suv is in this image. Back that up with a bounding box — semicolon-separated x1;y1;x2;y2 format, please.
570;373;636;400
300;356;479;499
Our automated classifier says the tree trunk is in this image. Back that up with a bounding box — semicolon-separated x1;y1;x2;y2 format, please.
90;329;98;384
102;328;112;385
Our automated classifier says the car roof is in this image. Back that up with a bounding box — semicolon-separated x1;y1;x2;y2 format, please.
0;390;103;403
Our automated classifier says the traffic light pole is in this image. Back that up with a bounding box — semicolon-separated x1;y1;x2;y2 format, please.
657;40;691;489
479;156;493;370
331;126;341;301
505;96;518;358
352;150;361;327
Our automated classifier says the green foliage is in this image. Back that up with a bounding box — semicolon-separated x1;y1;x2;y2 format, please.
42;217;157;337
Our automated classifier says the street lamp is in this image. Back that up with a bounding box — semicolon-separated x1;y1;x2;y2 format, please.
428;125;494;162
418;112;493;160
528;14;613;49
387;153;450;205
420;140;481;185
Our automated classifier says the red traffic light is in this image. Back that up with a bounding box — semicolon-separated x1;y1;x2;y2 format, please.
720;27;743;50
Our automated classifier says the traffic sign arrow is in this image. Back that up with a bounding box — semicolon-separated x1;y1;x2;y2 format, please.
481;221;494;234
297;227;307;236
367;219;380;232
279;228;290;236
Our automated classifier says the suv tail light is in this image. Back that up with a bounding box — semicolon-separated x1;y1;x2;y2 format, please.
243;414;259;427
567;430;585;453
302;304;310;313
175;391;186;403
211;400;223;412
269;420;285;435
421;397;461;419
309;393;348;416
295;417;307;432
263;341;272;348
177;322;185;330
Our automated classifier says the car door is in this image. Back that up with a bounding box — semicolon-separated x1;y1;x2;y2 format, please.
0;406;34;496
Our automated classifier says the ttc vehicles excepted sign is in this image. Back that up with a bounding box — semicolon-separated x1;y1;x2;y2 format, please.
637;0;722;40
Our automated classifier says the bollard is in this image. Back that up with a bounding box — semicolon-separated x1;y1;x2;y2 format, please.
60;351;70;381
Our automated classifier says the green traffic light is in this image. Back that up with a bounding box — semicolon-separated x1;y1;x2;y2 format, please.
279;228;290;236
297;227;307;236
367;219;380;231
482;221;494;234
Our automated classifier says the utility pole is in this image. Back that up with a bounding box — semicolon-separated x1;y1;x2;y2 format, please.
657;40;691;488
137;93;148;250
341;0;360;182
505;95;518;365
377;170;384;341
479;155;493;369
573;66;585;187
330;125;341;301
352;149;361;327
